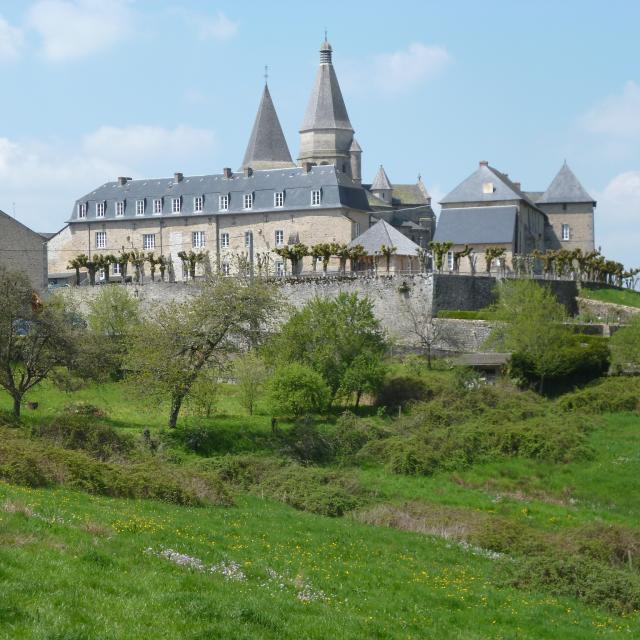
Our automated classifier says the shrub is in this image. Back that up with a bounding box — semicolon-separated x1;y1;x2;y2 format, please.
376;375;431;408
267;363;331;417
50;368;87;393
280;420;334;464
61;402;107;418
557;377;640;414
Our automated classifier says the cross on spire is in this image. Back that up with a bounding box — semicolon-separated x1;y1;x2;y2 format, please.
324;28;328;41
264;65;269;84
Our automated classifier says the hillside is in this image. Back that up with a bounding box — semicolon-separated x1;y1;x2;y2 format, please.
1;374;640;639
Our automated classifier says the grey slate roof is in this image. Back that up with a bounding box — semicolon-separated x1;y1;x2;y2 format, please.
300;41;353;132
371;165;392;191
349;138;362;152
69;166;370;223
241;84;295;170
537;162;595;204
348;219;421;256
434;206;517;245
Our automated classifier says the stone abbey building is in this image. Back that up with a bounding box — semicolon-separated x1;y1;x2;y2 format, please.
47;38;435;278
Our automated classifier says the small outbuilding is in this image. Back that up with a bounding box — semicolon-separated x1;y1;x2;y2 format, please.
348;219;422;273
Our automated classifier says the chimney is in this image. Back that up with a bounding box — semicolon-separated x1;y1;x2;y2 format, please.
303;162;313;173
117;176;130;185
479;160;489;167
514;181;521;191
223;167;233;178
174;172;183;183
244;167;253;177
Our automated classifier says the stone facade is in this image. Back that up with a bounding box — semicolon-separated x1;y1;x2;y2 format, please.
540;202;595;252
0;209;48;290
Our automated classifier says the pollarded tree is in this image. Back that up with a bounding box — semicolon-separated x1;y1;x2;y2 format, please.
429;241;453;273
126;277;279;427
67;255;87;286
348;244;366;273
453;245;473;273
380;244;397;273
485;247;506;274
0;268;79;416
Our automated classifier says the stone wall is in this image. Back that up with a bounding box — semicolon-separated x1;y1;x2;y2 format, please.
578;297;640;324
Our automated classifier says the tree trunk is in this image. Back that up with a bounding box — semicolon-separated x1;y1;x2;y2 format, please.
89;269;96;286
426;347;432;370
168;394;183;428
355;391;362;408
74;267;80;286
12;395;21;418
104;265;110;283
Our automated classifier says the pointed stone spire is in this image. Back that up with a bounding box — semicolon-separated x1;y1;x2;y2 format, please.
371;165;392;191
241;83;295;170
538;161;595;204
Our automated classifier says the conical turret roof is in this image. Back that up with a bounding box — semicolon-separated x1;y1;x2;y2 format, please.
538;162;595;204
300;39;353;132
371;165;392;191
242;84;295;170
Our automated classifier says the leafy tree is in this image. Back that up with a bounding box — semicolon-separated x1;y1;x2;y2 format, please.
453;245;472;273
348;244;366;273
486;279;570;393
267;363;331;417
0;268;79;416
610;315;640;374
233;351;268;415
485;247;506;273
116;250;131;283
86;285;140;338
67;255;86;286
178;250;207;280
332;242;351;274
380;244;397;273
429;241;453;272
129;249;146;283
274;243;308;275
337;352;386;407
126;277;278;427
266;293;387;403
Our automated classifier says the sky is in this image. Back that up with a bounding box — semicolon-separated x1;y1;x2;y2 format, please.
0;0;639;267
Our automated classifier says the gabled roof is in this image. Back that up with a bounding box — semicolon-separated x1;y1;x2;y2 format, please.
433;206;517;245
300;40;353;132
441;162;536;207
348;219;421;256
241;84;295;170
371;165;392;191
0;209;46;243
537;162;595;204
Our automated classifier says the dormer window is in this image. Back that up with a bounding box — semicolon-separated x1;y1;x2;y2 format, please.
115;201;124;217
219;194;229;211
274;191;284;208
136;200;145;216
96;202;105;217
153;199;162;215
311;189;321;206
78;203;87;219
243;193;253;210
172;197;181;213
482;182;495;194
194;196;203;212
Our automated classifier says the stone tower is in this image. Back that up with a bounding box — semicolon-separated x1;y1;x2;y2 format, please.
299;37;359;178
537;162;596;252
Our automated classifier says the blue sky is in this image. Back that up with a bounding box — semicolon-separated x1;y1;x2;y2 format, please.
1;0;639;267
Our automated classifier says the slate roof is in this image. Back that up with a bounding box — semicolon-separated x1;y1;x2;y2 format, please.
300;41;353;132
348;219;421;256
433;206;517;245
0;209;46;243
363;181;431;209
69;166;371;222
371;165;392;191
349;138;362;152
537;162;595;204
241;84;295;170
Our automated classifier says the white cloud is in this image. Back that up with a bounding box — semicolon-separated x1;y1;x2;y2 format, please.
27;0;132;62
594;171;640;268
372;43;451;94
0;15;24;61
198;11;238;41
580;81;640;137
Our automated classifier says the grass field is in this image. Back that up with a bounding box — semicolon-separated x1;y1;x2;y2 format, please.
1;374;640;638
580;286;640;309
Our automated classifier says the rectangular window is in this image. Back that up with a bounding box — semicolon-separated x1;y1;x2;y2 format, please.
447;251;454;271
275;229;284;246
243;193;253;210
136;200;145;216
142;234;155;250
194;196;203;213
192;231;205;248
95;231;106;249
220;232;229;248
172;197;181;213
222;262;230;276
112;262;121;275
244;231;252;248
354;222;360;237
219;194;229;211
153;199;162;215
274;191;284;207
96;202;105;217
311;189;321;206
78;202;87;218
276;261;284;276
115;201;124;217
562;224;570;241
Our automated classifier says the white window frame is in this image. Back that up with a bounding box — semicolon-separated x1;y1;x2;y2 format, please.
96;202;105;218
115;201;124;217
95;231;107;249
222;262;230;276
354;222;360;237
274;191;284;208
193;196;204;213
562;224;570;241
275;229;284;246
311;189;321;206
78;203;87;218
136;200;145;216
172;197;182;214
447;250;454;271
153;199;162;215
243;193;253;210
244;231;252;248
220;232;230;248
219;194;229;211
112;262;121;275
192;231;206;248
275;261;284;277
142;233;155;250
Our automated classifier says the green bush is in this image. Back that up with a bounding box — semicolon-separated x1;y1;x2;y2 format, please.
558;377;640;414
280;420;334;464
61;402;108;418
267;363;331;417
376;375;431;408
